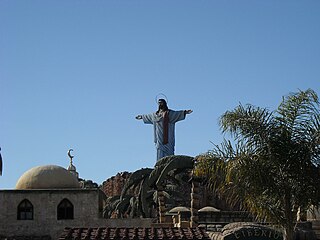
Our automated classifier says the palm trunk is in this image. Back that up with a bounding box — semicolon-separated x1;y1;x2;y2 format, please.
283;191;295;240
283;225;295;240
190;177;201;227
157;187;166;223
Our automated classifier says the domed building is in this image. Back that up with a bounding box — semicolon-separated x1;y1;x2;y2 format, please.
15;165;80;190
0;164;106;239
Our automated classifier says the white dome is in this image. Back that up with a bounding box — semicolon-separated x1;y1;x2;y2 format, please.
199;206;221;212
15;165;80;189
169;206;190;213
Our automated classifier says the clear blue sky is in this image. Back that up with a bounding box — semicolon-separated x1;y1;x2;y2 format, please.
1;1;319;189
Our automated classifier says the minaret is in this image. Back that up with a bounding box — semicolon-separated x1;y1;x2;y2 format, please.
67;149;79;179
0;147;2;176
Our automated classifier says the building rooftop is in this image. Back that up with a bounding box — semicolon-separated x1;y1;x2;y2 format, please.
59;227;210;240
0;236;51;240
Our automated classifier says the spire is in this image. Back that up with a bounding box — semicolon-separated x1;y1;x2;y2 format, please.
0;147;2;176
67;149;79;179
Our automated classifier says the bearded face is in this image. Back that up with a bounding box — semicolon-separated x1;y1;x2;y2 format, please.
158;99;168;111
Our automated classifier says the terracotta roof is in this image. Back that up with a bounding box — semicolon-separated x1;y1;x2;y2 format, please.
59;227;210;240
0;236;51;240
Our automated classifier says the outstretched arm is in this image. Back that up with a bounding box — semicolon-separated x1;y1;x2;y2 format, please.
185;110;193;114
136;114;154;124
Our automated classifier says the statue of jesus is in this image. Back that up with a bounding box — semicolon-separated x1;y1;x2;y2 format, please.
136;99;192;161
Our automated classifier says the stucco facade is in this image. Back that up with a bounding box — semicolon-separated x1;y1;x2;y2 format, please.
0;188;153;239
0;189;104;239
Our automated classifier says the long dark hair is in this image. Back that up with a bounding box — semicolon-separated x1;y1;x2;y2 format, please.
157;99;169;112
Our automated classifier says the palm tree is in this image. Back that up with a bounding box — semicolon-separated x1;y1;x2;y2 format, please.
196;89;320;240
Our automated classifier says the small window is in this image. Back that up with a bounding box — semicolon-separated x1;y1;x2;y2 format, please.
57;198;74;220
17;199;33;220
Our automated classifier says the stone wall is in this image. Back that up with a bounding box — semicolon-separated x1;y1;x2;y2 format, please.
101;171;132;197
198;211;253;230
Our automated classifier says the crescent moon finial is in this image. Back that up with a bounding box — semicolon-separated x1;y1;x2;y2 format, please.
68;149;74;163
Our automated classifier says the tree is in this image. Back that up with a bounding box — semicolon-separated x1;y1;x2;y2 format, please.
195;89;320;240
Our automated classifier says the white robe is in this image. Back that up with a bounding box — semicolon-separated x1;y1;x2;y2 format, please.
142;110;186;161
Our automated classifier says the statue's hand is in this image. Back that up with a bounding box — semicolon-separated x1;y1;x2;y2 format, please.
185;110;193;114
136;115;142;120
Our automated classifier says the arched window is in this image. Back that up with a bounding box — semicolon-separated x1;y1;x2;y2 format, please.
17;199;33;220
57;198;74;220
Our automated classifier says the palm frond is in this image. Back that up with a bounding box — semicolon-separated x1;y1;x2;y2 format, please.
202;89;320;238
